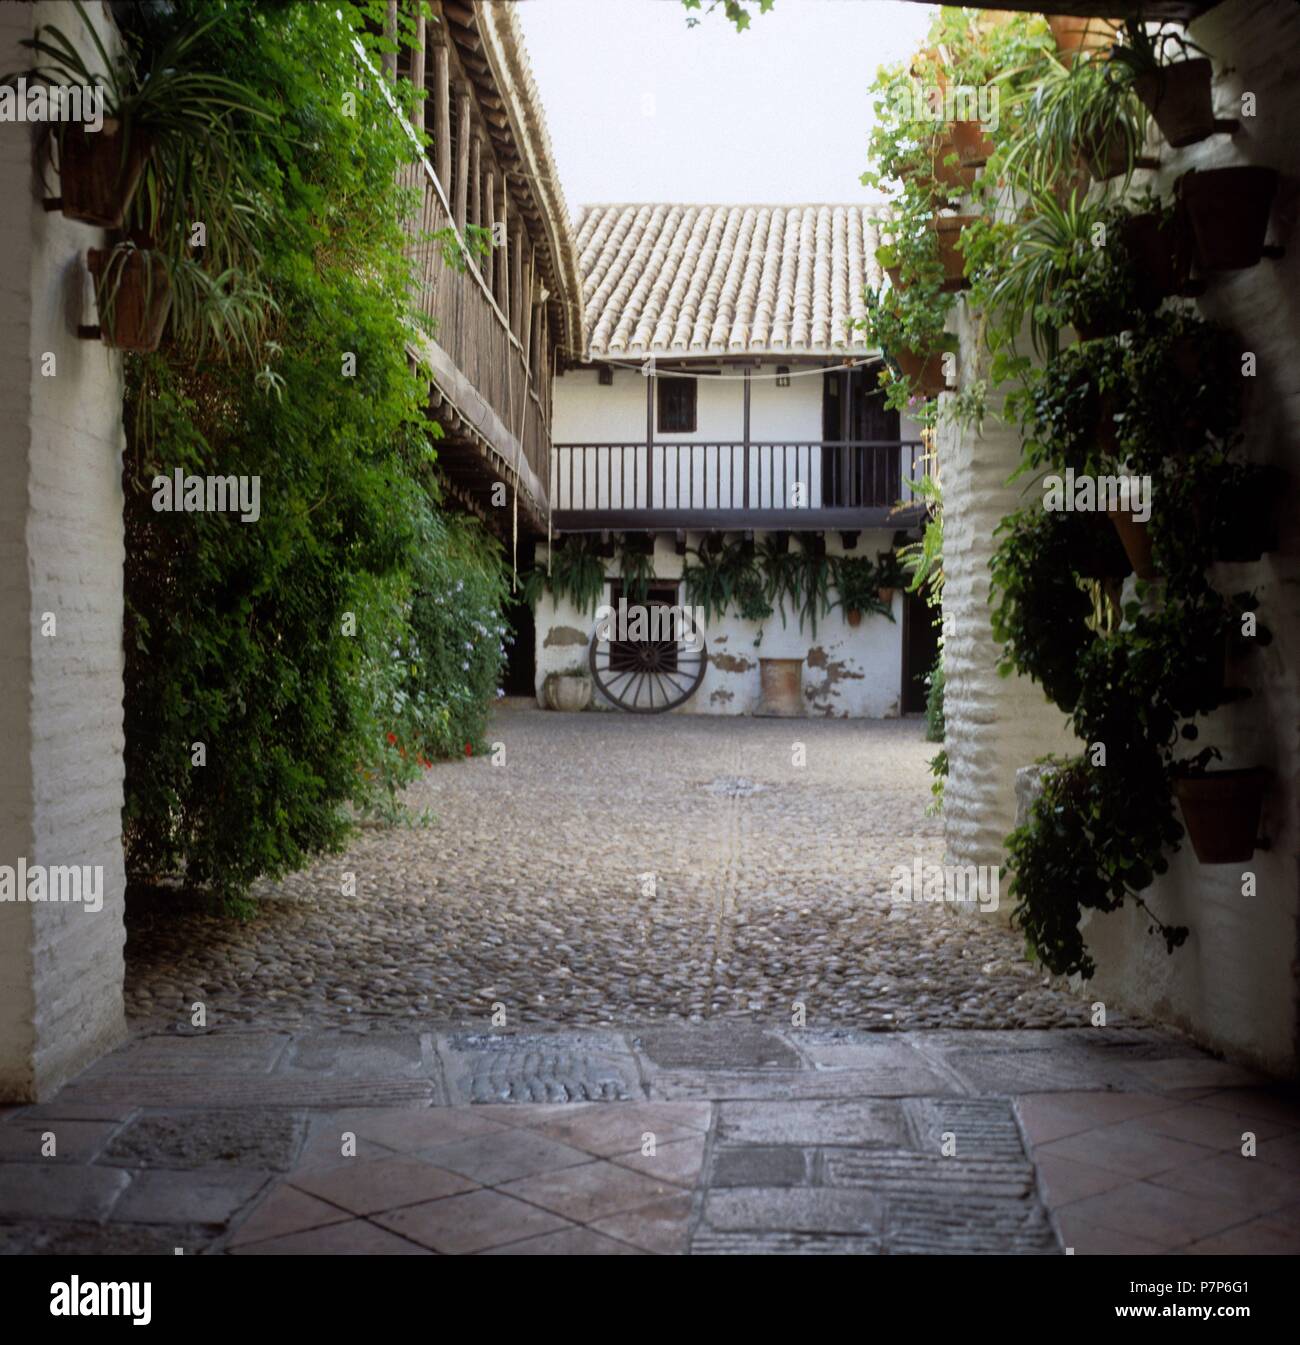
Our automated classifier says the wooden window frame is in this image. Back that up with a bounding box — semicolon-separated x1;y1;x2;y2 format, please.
656;376;697;434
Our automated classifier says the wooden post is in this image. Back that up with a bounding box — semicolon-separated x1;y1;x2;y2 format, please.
410;5;426;134
383;0;398;80
469;133;481;230
521;246;534;359
743;366;751;509
433;42;451;192
453;89;471;231
496;182;508;314
510;225;523;341
645;367;654;510
483;167;496;293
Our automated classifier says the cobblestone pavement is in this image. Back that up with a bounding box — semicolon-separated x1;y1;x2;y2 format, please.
125;703;1095;1032
1;1024;1296;1255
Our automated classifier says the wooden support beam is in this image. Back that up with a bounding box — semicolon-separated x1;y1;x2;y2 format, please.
483;166;495;293
520;246;534;357
410;6;426;135
469;133;481;230
510;224;524;342
495;181;509;314
382;0;398;80
840;531;860;551
453;88;471;232
433;42;451;192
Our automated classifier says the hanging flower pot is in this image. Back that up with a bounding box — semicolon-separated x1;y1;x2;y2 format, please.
1177;166;1279;271
86;245;172;352
950;119;995;167
1047;15;1120;59
1120;210;1195;306
889;347;948;397
1133;59;1216;149
846;608;863;628
1107;507;1156;579
877;587;896;605
57;121;151;229
1078;126;1155;183
931;215;975;292
1173;768;1268;863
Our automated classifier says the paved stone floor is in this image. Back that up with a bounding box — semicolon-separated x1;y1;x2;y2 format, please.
5;707;1295;1255
125;704;1088;1029
1;1025;1297;1254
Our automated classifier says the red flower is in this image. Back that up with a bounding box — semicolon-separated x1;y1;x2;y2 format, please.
386;732;397;745
464;743;473;757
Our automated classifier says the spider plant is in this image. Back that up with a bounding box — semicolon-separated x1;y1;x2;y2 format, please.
1106;16;1207;80
525;537;607;613
683;536;765;624
617;540;655;606
16;1;276;354
997;53;1149;201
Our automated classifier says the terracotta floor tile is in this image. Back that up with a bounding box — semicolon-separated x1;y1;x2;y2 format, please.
531;1104;709;1157
335;1107;510;1154
478;1226;644;1255
229;1217;431;1255
227;1183;351;1248
290;1156;476;1215
1124;1103;1292;1150
1182;1215;1300;1255
1038;1118;1216;1180
1016;1092;1174;1146
1064;1179;1251;1248
418;1130;592;1185
1195;1088;1300;1130
590;1192;694;1254
1034;1153;1133;1208
1055;1207;1172;1255
610;1135;706;1188
1149;1150;1300;1213
498;1160;677;1223
374;1188;570;1254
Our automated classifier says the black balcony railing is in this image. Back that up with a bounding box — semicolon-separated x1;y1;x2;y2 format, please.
550;440;929;530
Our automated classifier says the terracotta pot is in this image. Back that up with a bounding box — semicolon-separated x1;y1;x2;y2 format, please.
1178;167;1278;271
890;347;948;397
86;247;172;352
59;121;150;228
1173;769;1268;863
932;215;975;292
1133;59;1216;149
1047;15;1120;58
1107;507;1156;579
877;588;896;605
846;608;863;628
757;657;805;718
950;118;995;166
885;263;903;289
1120;211;1194;306
543;673;592;712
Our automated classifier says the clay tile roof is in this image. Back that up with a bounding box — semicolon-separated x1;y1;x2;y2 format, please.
574;204;890;361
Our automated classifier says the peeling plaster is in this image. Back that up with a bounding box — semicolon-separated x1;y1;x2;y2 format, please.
710;652;755;674
805;646;865;683
543;625;588;648
709;688;735;704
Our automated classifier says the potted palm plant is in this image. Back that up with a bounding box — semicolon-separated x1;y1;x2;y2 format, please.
832;556;892;626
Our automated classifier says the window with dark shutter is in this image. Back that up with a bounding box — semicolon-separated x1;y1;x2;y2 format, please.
656;376;696;433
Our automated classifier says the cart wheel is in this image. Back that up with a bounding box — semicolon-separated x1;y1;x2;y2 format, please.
589;623;708;713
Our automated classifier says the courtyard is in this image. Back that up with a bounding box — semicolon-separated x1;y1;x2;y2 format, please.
1;709;1296;1256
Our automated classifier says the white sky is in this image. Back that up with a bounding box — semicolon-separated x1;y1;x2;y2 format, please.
515;0;936;209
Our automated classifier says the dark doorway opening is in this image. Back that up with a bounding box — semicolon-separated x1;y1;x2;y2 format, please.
821;364;900;507
503;538;536;695
901;583;940;714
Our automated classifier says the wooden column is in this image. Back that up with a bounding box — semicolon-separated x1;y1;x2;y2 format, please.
410;5;426;135
433;42;451;192
743;367;751;508
510;225;523;341
645;366;655;509
496;182;509;315
521;246;534;359
469;133;481;230
453;89;471;232
483;167;496;293
383;0;398;80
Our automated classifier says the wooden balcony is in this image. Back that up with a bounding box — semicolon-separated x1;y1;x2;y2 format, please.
551;440;930;532
401;160;550;523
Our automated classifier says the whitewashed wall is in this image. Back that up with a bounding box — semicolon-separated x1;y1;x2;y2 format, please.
0;0;128;1100
534;531;905;718
552;365;926;512
944;0;1300;1075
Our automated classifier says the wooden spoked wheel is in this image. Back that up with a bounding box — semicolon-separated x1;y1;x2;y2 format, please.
589;624;708;714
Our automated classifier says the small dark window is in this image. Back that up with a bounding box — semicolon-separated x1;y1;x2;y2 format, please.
656;376;696;433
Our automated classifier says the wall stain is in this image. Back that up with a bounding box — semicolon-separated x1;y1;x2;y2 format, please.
710;652;755;674
543;625;587;648
710;688;735;704
805;646;864;684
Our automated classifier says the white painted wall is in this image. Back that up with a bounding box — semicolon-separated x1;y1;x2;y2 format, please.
944;0;1300;1075
534;530;906;718
552;364;926;512
0;0;128;1100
